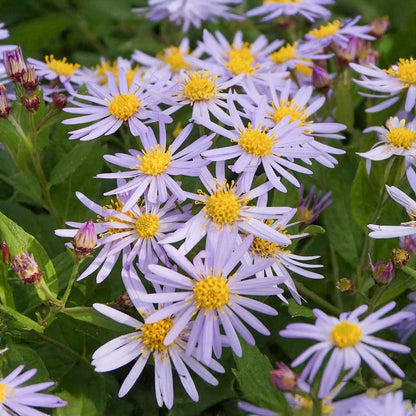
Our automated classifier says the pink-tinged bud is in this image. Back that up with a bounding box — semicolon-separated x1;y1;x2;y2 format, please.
336;278;354;293
3;46;27;82
116;291;134;310
372;260;395;285
369;17;389;39
73;220;97;258
400;235;416;255
1;241;9;264
358;48;379;66
52;93;67;110
391;248;409;269
334;36;358;69
312;66;331;92
270;362;297;392
22;94;40;112
11;252;42;284
0;84;11;119
21;66;39;91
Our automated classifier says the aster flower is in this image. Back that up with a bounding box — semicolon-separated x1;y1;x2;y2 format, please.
55;190;190;281
246;0;334;23
351;57;416;112
134;0;244;33
0;365;67;415
92;266;223;409
394;292;416;343
305;17;374;50
238;401;279;416
298;184;332;225
62;67;173;141
161;162;293;253
96;123;213;208
280;302;412;398
139;232;282;364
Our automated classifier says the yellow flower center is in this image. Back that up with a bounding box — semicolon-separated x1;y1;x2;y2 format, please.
181;70;218;103
250;237;280;258
298;207;312;223
295;59;313;76
141;318;174;352
309;20;341;39
193;275;230;311
386;125;416;149
202;182;243;227
95;61;137;87
225;45;258;75
270;100;309;126
269;42;297;65
45;55;80;77
135;214;159;238
159;46;190;72
98;199;135;236
136;145;171;176
295;395;333;414
331;321;362;348
238;124;276;157
0;384;11;403
107;93;140;121
385;58;416;87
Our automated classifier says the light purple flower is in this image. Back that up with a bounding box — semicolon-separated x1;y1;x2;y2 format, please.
298;184;332;225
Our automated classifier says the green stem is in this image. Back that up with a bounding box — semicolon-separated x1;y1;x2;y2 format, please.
329;244;343;311
295;281;340;315
38;280;61;306
402;265;416;279
62;306;94;314
8;114;32;150
61;261;81;305
312;397;322;416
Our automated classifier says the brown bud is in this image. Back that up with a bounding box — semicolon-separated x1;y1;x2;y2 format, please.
336;278;355;293
3;46;27;82
116;291;134;310
52;93;67;110
22;94;40;112
391;248;409;269
11;252;42;284
0;84;11;119
372;261;394;285
1;241;9;264
21;66;39;91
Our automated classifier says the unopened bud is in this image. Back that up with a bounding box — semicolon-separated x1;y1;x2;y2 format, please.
0;84;11;119
1;241;9;264
22;94;40;112
400;235;416;255
11;252;42;284
21;66;39;91
391;248;409;269
73;220;97;259
336;278;354;293
270;362;297;392
116;291;134;310
372;261;394;285
52;93;67;110
3;46;27;82
312;66;331;92
369;17;389;39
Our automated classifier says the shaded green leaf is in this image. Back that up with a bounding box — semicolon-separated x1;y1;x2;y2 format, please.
287;299;314;318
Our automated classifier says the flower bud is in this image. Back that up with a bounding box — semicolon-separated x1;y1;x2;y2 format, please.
400;235;416;255
11;252;42;284
22;94;40;112
270;362;297;392
3;46;27;82
0;84;11;119
73;220;97;258
21;66;39;91
116;291;134;310
52;93;67;110
369;17;389;39
312;66;331;93
1;241;9;264
391;248;409;269
336;278;354;293
372;261;395;285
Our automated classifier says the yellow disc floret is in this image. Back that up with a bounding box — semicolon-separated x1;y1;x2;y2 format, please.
0;384;11;403
193;275;230;311
98;199;135;236
386;124;416;149
141;318;174;352
270;100;309;126
225;45;258;76
182;70;218;103
295;59;313;76
331;321;362;348
135;214;159;238
107;93;140;121
238;123;276;157
269;42;297;65
203;182;243;227
159;46;190;72
136;145;171;176
45;55;80;77
250;236;281;258
309;20;341;39
385;57;416;87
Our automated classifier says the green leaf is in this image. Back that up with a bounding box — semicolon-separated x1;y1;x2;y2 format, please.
0;305;44;332
233;341;290;416
0;172;43;205
335;77;354;130
287;299;314;318
303;225;326;236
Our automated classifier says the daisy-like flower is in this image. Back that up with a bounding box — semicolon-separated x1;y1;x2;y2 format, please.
305;17;374;50
92;266;223;409
161;162;292;253
0;365;67;415
298;184;332;225
96;124;213;208
358;117;416;162
395;292;416;343
246;0;334;23
140;232;282;364
351;57;416;112
62;67;173;141
280;302;413;399
198;93;318;193
55;190;190;281
134;0;244;33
